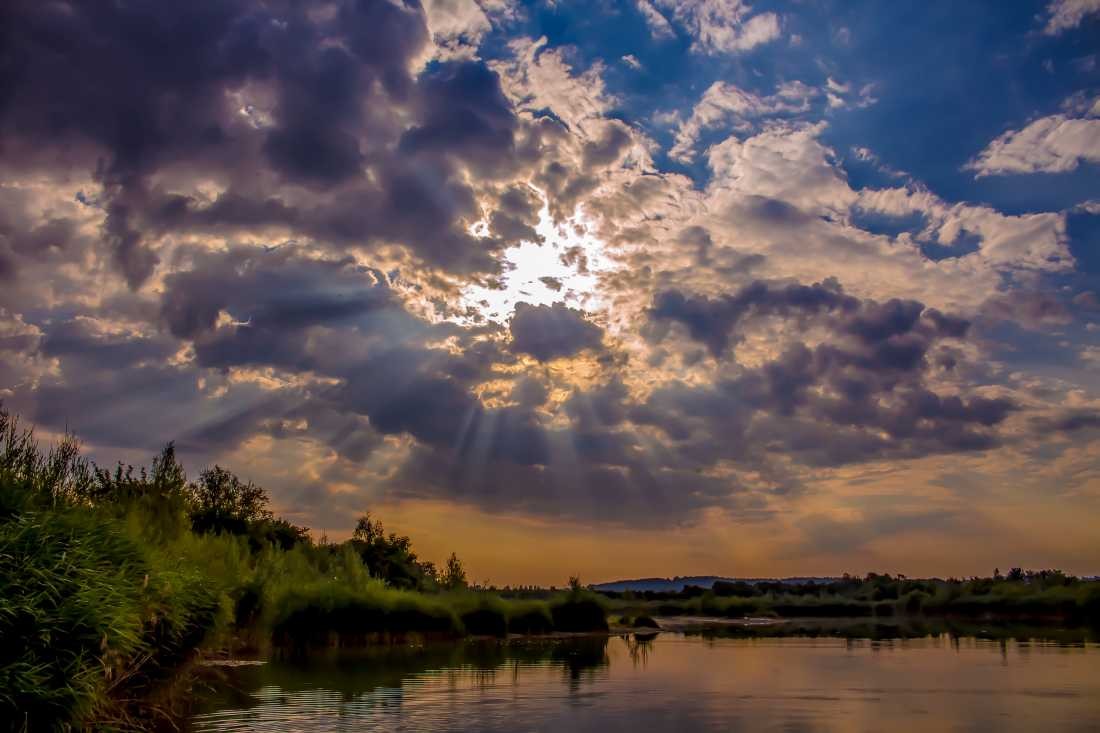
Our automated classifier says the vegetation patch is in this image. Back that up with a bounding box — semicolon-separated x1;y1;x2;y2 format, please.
0;408;612;729
550;592;610;632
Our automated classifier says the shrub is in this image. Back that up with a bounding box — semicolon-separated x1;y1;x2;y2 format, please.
550;593;609;632
461;607;509;637
507;603;554;634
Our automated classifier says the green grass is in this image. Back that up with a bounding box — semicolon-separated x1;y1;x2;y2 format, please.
0;496;223;730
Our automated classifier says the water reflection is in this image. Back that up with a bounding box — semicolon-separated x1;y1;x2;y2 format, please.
189;629;1100;732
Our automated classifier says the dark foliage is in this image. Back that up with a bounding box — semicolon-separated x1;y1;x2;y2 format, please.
550;593;609;632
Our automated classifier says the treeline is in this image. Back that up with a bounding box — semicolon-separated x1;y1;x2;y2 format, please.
599;571;1100;621
0;409;607;731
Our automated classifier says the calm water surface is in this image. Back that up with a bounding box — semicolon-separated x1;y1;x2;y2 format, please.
189;632;1100;732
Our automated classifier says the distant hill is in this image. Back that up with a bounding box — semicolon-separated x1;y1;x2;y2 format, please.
590;576;841;592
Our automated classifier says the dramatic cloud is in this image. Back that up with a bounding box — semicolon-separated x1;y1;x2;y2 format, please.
1;0;1098;578
509;302;604;361
0;0;527;282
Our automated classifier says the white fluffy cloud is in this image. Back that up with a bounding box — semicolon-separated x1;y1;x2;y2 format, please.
423;0;518;58
654;0;781;54
669;81;818;162
492;37;617;136
966;100;1100;177
706;122;856;215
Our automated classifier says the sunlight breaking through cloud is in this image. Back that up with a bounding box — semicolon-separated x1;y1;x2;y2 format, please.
460;197;611;323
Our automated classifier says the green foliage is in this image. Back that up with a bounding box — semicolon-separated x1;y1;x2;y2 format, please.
189;465;272;536
602;571;1100;623
270;581;461;647
0;483;222;731
0;406;611;727
350;513;439;590
506;602;555;635
441;552;468;591
550;589;609;632
0;410;93;512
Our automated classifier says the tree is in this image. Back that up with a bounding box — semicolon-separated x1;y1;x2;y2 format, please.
353;513;385;545
189;465;271;535
150;442;187;497
349;512;432;590
440;552;467;591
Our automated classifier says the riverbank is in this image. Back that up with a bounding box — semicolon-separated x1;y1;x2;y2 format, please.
596;573;1100;625
0;410;612;730
2;407;1098;730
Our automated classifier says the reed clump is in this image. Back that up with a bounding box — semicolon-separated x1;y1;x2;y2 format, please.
0;408;610;730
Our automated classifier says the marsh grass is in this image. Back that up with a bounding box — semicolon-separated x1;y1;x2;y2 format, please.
0;494;224;730
0;408;611;730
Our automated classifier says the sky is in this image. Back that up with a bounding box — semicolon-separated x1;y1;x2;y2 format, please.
1;0;1099;585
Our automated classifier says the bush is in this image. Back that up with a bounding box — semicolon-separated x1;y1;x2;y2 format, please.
461;607;509;637
550;593;609;632
632;615;660;629
901;590;929;614
508;603;554;634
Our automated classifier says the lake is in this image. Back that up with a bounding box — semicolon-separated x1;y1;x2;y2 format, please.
189;628;1100;732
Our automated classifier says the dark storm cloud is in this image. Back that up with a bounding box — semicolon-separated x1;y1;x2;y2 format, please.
11;248;1024;523
638;280;1010;469
490;185;544;244
509;302;605;362
1032;409;1100;434
0;0;521;283
511;376;550;407
400;62;518;176
0;191;94;299
341;347;479;445
649;279;859;356
40;319;177;370
651;279;972;366
160;247;397;341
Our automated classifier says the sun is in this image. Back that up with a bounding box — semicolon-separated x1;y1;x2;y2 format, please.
460;195;609;324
